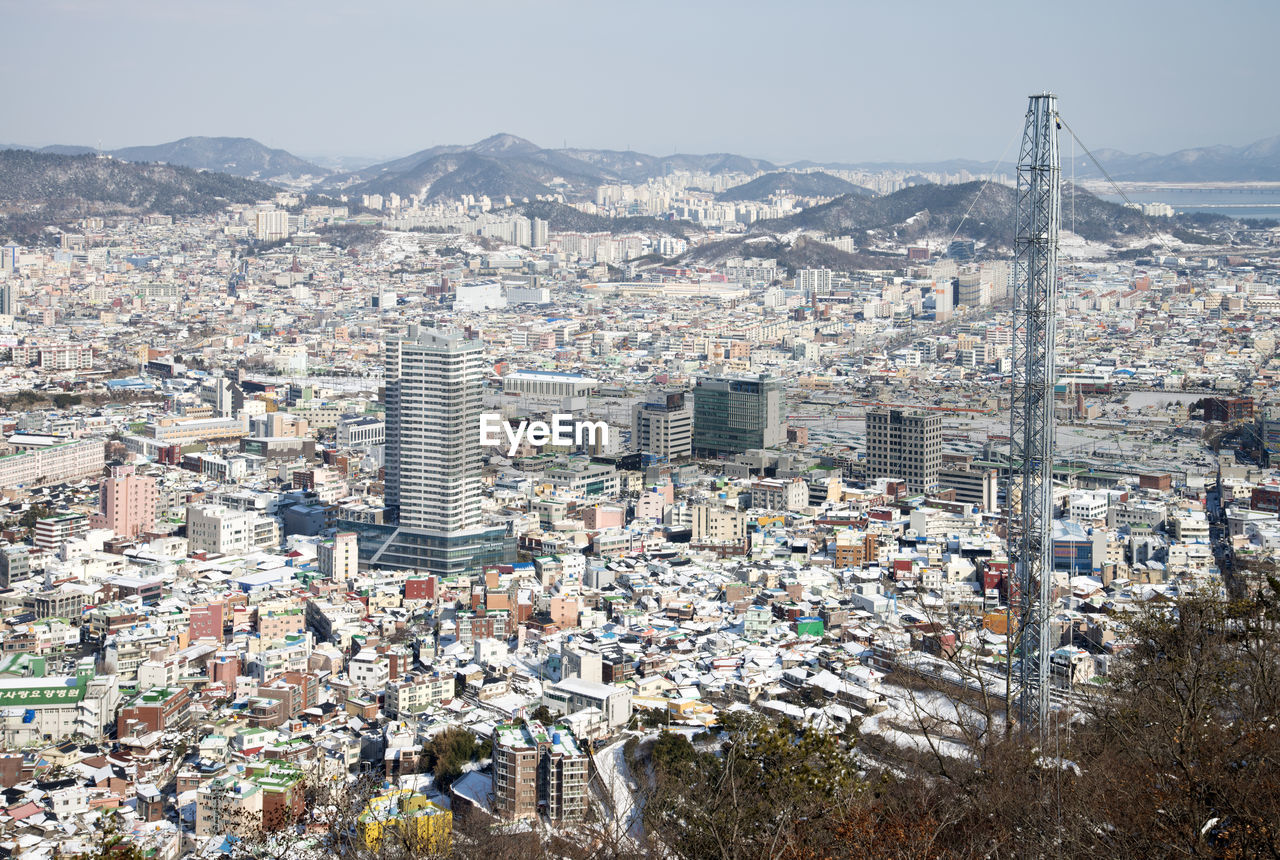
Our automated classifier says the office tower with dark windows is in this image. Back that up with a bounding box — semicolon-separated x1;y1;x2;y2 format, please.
865;408;942;494
692;374;785;455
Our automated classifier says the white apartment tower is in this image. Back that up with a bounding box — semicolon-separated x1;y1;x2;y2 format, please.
342;325;514;576
796;268;832;299
512;218;532;248
385;326;485;532
254;210;289;242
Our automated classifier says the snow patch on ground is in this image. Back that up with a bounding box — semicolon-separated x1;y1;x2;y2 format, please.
1059;229;1114;260
594;734;649;843
1122;231;1183;251
857;680;1009;764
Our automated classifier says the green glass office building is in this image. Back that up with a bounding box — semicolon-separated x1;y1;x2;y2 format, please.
692;374;785;455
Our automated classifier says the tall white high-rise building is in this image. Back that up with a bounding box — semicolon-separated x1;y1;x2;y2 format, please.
385;325;485;532
255;209;289;242
796;268;832;299
933;279;954;322
512;217;532;248
339;324;514;576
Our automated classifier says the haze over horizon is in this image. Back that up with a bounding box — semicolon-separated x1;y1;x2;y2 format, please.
4;0;1278;166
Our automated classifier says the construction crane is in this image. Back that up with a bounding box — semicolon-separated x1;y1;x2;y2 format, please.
1007;93;1061;738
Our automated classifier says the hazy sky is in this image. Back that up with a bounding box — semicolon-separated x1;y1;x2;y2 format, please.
4;0;1277;165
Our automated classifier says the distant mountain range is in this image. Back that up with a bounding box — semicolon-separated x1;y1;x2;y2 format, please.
332;134;602;201
321;132;1280;198
1074;136;1280;182
326;133;779;201
0;137;328;180
0;150;276;242
0;129;1274;251
553;148;776;184
806;136;1280;184
790;157;1004;176
5;132;1279;197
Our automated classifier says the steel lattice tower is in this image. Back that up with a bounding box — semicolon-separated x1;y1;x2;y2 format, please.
1008;93;1061;733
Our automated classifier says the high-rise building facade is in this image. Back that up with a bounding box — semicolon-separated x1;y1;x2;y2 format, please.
948;239;976;261
693;374;785;455
796;268;832;299
955;268;990;308
92;465;158;538
385;326;484;532
512;218;532;248
865;408;942;493
318;531;358;582
0;437;104;489
933;279;954;322
345;325;513;576
186;503;279;555
255;210;289;242
938;464;1000;511
0;546;32;588
633;390;692;461
33;513;88;551
491;721;587;821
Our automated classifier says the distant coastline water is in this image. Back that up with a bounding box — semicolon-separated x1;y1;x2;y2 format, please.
1092;188;1280;222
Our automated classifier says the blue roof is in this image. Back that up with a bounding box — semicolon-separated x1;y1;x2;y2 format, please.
106;378;155;390
1053;519;1090;541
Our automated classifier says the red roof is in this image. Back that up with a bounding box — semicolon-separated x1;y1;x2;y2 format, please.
7;801;42;820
